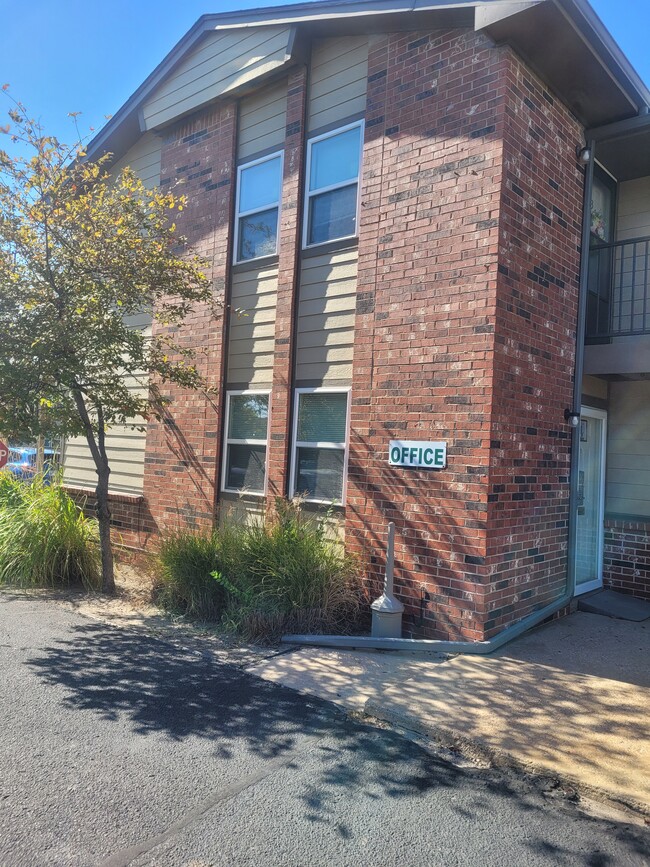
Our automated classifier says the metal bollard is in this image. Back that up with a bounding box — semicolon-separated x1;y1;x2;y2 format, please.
371;522;404;639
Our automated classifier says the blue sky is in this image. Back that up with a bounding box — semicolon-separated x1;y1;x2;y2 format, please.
1;0;648;147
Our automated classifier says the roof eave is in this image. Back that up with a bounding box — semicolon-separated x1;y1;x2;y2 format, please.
477;0;650;128
563;0;650;112
85;0;650;165
84;0;483;162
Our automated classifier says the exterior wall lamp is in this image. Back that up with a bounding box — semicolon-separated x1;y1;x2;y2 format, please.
576;144;592;164
564;408;581;427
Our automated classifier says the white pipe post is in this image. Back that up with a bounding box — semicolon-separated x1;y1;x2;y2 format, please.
371;521;404;638
385;521;395;598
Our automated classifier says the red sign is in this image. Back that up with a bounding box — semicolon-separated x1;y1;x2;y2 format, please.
0;441;8;470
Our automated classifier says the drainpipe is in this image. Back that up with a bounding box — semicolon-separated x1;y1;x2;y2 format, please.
566;139;596;606
284;145;596;656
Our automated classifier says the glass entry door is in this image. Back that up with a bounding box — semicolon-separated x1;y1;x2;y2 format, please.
574;407;607;595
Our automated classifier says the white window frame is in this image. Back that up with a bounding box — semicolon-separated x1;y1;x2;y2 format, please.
289;386;351;505
302;120;364;250
221;389;271;496
233;151;284;265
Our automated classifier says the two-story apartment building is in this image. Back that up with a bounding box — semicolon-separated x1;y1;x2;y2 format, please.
63;0;650;642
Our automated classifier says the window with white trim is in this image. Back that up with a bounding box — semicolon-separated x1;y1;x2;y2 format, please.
291;389;349;503
304;122;363;248
234;152;283;262
222;391;270;493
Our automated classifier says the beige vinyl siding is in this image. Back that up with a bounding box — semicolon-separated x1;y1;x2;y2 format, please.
62;137;159;496
219;496;266;527
612;177;650;332
226;81;287;389
227;265;278;387
308;36;368;132
616;177;650;241
62;366;149;496
582;375;608;401
238;80;288;160
295;248;358;384
606;380;650;518
142;27;293;130
112;133;162;189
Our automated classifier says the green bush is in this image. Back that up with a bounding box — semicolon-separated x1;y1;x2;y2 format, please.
0;473;101;589
155;528;227;619
156;500;366;641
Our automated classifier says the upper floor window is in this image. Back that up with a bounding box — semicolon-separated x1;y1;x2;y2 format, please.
234;152;283;263
304;121;363;248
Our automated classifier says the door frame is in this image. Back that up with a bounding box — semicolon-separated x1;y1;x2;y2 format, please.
574;405;607;596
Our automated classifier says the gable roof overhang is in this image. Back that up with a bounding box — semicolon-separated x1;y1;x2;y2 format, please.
85;0;650;166
478;0;650;128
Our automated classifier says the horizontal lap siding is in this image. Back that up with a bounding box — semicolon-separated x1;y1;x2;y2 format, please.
616;177;650;241
219;497;266;527
293;36;368;387
62;363;149;496
112;133;162;189
308;36;368;132
238;80;288;160
614;178;650;332
227;266;278;387
226;81;287;389
582;375;608;401
142;27;293;130
296;248;358;384
63;130;160;496
606;380;650;518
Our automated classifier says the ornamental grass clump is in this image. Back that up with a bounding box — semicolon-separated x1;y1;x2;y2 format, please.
155;499;366;642
155;528;227;620
0;472;101;589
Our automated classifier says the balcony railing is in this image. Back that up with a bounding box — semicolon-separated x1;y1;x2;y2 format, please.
586;236;650;341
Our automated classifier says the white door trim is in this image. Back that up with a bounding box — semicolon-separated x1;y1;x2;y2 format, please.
574;406;607;596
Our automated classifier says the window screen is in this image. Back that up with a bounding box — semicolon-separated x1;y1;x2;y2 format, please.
235;154;282;262
305;123;362;247
292;391;349;502
223;392;269;493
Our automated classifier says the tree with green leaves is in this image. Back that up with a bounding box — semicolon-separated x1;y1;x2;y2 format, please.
0;90;215;593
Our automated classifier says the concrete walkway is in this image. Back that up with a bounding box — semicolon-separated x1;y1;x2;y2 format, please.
248;612;650;815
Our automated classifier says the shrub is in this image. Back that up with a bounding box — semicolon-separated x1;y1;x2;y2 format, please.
156;500;366;641
155;528;227;619
0;473;101;589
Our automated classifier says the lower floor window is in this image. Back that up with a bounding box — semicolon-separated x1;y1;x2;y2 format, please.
291;389;349;503
222;391;269;493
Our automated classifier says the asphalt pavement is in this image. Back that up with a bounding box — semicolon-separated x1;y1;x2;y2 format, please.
1;593;648;867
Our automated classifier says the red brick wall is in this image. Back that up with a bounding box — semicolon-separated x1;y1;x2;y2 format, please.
347;29;508;641
604;518;650;600
347;33;585;641
141;102;237;535
482;53;585;637
112;28;589;642
67;487;155;550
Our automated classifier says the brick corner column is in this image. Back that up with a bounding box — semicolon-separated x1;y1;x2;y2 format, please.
142;100;238;535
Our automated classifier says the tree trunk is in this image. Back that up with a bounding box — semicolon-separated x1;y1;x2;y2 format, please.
95;459;115;595
71;388;116;594
35;432;45;477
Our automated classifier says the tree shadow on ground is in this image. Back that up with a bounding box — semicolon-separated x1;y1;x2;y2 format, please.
25;621;649;864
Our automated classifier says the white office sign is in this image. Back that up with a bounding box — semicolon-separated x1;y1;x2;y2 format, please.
389;440;447;469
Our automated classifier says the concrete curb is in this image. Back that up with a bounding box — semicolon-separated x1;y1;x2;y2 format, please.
363;700;650;821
